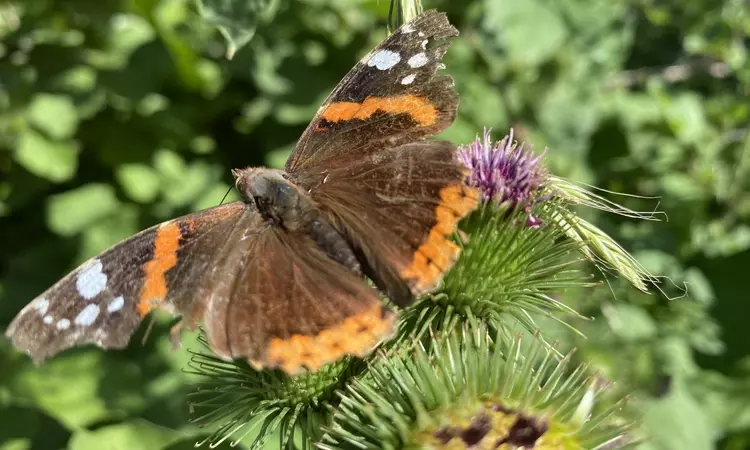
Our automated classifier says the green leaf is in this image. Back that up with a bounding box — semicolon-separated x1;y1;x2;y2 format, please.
160;160;216;208
265;144;292;169
641;380;715;450
80;204;140;257
196;0;279;58
459;74;508;127
538;77;602;153
69;419;179;450
116;163;161;203
46;184;120;236
14;130;79;182
439;116;477;146
483;0;568;65
189;135;216;155
27;93;79;139
665;93;710;145
54;66;97;93
603;303;657;341
0;438;30;450
153;149;186;179
661;173;706;202
10;353;112;429
614;93;663;129
86;13;155;69
683;268;715;305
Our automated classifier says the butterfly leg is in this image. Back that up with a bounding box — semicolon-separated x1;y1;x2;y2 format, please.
169;321;185;350
170;299;207;350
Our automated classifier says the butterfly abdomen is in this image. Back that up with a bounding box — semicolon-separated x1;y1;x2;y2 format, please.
305;218;362;275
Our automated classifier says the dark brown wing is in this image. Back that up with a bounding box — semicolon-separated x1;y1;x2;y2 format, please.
202;211;395;375
299;141;480;306
5;201;248;361
285;10;459;173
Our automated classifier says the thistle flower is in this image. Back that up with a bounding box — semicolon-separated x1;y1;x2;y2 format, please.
321;323;635;450
458;129;547;226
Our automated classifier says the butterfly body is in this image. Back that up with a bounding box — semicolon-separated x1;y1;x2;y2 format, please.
6;10;480;375
234;167;362;273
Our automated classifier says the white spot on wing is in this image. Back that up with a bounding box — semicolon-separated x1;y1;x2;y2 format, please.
407;52;429;68
108;296;125;313
56;318;70;330
400;73;416;85
367;49;401;70
76;259;107;299
401;23;414;33
418;31;425;37
43;315;53;325
75;304;100;326
34;298;49;316
421;39;428;50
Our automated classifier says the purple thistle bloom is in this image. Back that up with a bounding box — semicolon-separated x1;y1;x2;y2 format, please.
458;129;547;226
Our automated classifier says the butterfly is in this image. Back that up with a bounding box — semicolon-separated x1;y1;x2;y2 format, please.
5;10;479;375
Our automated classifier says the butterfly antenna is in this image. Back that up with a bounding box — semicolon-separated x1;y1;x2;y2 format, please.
141;315;157;346
219;185;233;205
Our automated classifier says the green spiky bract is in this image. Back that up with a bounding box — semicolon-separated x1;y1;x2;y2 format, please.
320;322;634;450
396;201;594;348
186;335;365;449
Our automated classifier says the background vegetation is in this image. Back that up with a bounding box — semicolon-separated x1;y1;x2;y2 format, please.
0;0;748;449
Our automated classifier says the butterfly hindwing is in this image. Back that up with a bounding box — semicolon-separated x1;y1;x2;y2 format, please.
202;210;396;375
286;10;459;173
304;141;479;305
5;202;248;361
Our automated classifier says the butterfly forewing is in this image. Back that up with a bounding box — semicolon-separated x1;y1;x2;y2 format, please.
286;10;459;173
286;11;478;304
5;202;248;361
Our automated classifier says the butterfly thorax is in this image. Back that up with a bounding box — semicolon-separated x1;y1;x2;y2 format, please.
233;167;311;230
233;167;362;274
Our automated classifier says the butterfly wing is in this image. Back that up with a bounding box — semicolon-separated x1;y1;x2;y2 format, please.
303;141;479;305
202;210;395;375
285;10;459;173
286;11;478;305
5;201;249;361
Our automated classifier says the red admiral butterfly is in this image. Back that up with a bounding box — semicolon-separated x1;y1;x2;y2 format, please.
6;10;479;375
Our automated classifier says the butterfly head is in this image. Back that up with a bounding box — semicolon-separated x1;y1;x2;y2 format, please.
232;167;310;230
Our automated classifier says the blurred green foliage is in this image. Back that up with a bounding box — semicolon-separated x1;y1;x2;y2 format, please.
0;0;748;449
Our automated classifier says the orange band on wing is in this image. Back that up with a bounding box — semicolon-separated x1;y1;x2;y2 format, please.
400;184;480;294
319;95;438;128
264;305;395;375
137;222;183;316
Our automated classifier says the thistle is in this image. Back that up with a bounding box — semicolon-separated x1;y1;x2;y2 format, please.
458;128;547;227
321;323;635;450
186;335;363;449
186;126;653;449
397;130;589;346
